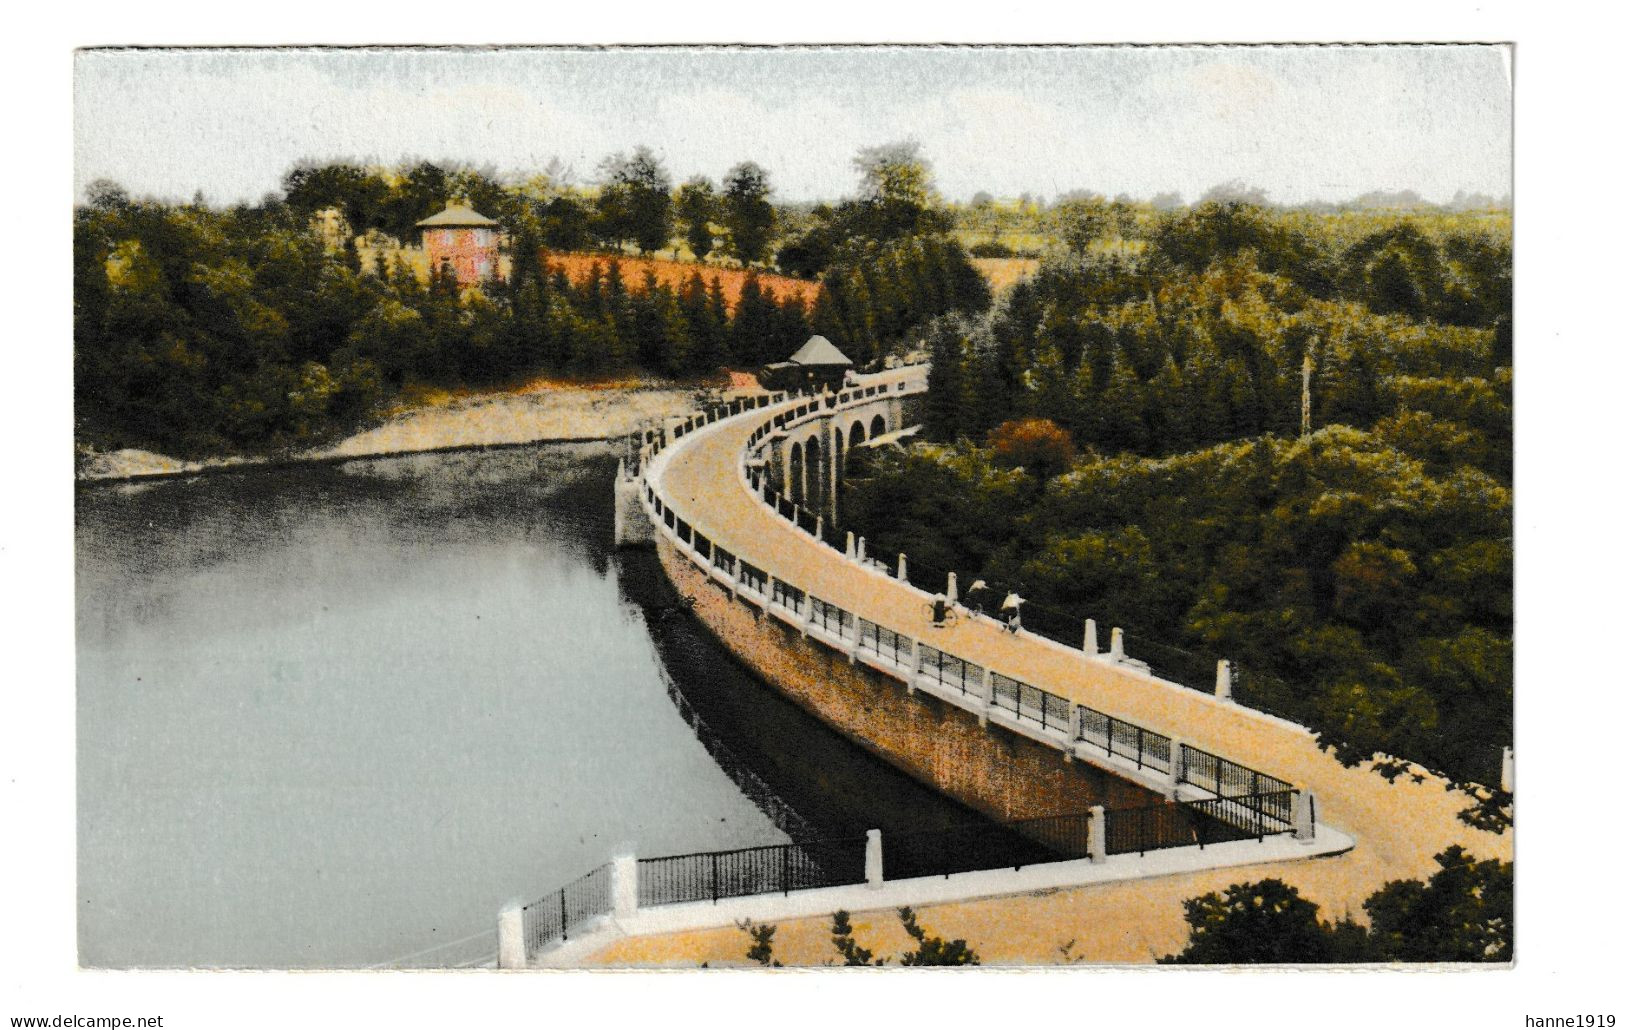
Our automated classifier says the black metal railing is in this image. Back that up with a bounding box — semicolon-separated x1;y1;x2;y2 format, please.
1184;790;1298;840
712;546;735;578
737;561;767;596
1179;744;1292;801
522;863;612;956
1076;707;1173;774
772;579;805;615
988;672;1070;733
859;619;913;666
636;838;868;907
808;597;855;640
1105;793;1299;857
917;644;981;695
1104;803;1197;856
883;812;1089;881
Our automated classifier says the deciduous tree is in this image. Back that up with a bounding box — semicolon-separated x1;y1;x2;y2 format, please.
721;161;777;266
674;176;717;261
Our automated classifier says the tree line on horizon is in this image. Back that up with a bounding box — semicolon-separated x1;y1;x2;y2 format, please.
74;144;990;458
270;141;971;277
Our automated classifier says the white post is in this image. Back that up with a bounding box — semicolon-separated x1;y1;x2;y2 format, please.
1109;627;1125;662
978;670;992;727
857;536;867;563
792;503;800;526
846;531;857;559
1065;705;1081;763
907;640;922;695
1501;746;1514;794
865;829;884;888
897;553;908;582
1083;618;1099;657
814;514;823;541
947;572;959;605
497;902;527;969
1215;659;1233;702
1292;791;1317;842
611;851;639;920
1087;805;1107;864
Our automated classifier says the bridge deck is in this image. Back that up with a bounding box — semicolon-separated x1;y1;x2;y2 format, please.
620;369;1511;963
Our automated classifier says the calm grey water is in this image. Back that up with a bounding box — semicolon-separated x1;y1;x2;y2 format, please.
75;444;789;969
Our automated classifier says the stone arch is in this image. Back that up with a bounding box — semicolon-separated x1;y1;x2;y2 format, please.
833;426;845;492
789;441;804;506
870;413;886;439
805;435;823;512
849;420;867;449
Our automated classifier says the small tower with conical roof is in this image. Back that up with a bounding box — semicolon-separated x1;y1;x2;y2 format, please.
416;198;500;287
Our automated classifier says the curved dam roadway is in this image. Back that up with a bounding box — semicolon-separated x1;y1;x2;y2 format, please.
589;368;1513;965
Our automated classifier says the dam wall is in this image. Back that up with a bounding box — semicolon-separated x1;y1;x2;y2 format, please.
656;533;1166;822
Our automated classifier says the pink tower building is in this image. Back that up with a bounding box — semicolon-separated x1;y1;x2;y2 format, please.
416;198;501;287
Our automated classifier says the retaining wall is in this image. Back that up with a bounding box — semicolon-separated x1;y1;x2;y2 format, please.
658;535;1165;823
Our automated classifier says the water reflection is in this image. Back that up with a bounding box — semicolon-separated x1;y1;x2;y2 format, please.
76;442;1007;969
77;444;778;969
617;549;1007;845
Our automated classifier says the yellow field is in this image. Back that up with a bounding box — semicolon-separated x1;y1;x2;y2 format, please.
542;252;823;312
970;257;1041;293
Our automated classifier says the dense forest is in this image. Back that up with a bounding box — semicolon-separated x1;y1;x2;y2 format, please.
841;200;1511;797
73;144;986;458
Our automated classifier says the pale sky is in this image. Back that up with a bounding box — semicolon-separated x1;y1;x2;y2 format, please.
73;45;1511;207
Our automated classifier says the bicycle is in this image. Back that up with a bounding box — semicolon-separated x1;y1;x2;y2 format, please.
921;599;959;630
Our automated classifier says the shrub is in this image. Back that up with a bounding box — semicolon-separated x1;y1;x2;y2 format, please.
988;418;1075;480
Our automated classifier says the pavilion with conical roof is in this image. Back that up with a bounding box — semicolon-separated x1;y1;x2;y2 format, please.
786;335;852;368
759;335;855;392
